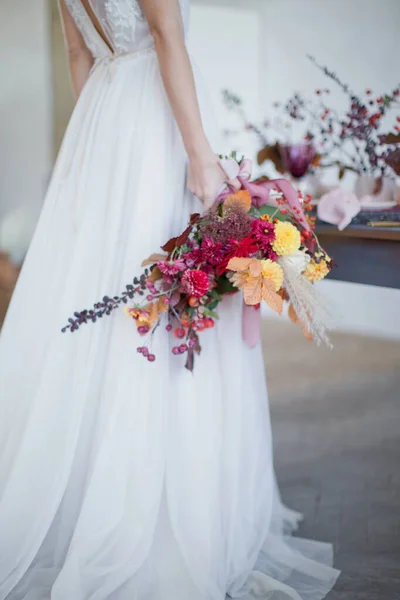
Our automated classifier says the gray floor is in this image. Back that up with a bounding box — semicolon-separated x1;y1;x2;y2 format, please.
263;320;400;600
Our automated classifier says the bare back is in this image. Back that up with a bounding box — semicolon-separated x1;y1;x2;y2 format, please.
64;0;188;58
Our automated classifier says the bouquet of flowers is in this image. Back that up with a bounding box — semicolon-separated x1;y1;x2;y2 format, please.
62;157;333;371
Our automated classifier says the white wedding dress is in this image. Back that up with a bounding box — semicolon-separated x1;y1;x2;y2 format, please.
0;2;339;599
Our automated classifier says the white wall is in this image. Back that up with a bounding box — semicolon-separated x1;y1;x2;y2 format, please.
261;0;400;105
0;0;53;224
260;0;400;188
189;1;263;164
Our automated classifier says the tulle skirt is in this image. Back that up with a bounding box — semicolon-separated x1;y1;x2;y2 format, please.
0;49;339;599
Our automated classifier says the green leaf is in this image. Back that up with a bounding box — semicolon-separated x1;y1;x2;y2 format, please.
251;205;289;221
203;308;220;319
207;300;219;310
215;275;238;295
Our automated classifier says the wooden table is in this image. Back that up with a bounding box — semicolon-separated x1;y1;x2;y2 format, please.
316;224;400;289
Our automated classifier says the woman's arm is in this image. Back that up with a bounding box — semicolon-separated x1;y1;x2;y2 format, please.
58;0;94;99
141;0;229;210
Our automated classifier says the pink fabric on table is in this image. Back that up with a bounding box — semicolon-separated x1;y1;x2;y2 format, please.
318;188;361;231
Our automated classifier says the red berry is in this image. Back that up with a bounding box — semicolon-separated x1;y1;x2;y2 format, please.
138;325;149;335
172;347;180;355
205;318;214;329
147;354;156;362
146;295;153;301
396;117;400;123
174;327;186;339
303;231;312;239
179;344;188;353
166;324;172;332
188;297;199;308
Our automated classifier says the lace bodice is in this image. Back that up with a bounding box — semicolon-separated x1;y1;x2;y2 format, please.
65;0;189;58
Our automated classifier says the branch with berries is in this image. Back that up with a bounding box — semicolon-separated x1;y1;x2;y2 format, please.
222;59;400;180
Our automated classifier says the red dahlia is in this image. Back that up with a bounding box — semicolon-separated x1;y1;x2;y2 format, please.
252;218;276;249
181;270;210;298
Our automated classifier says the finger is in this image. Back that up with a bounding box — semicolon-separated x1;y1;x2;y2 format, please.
203;194;215;211
227;177;241;191
188;185;199;198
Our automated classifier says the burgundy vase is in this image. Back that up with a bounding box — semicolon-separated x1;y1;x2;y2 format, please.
280;143;316;179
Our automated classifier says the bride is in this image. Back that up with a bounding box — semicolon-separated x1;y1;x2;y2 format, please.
0;1;339;598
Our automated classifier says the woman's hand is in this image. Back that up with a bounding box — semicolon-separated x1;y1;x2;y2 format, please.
187;151;238;212
141;0;241;210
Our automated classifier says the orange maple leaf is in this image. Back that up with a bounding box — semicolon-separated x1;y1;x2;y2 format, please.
143;302;159;327
288;303;300;324
302;326;313;342
262;279;283;315
148;266;163;283
243;276;263;305
157;296;168;313
248;259;262;278
227;257;253;272
288;303;313;342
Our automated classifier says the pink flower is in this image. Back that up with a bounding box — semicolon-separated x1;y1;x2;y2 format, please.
181;270;210;298
201;238;225;266
252;219;276;249
265;247;279;262
158;259;186;277
183;247;203;267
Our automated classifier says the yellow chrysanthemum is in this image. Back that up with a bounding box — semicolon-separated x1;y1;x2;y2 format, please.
260;259;284;291
304;259;330;283
272;222;301;256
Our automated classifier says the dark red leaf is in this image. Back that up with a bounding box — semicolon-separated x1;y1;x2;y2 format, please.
385;148;400;175
380;133;400;144
161;236;179;253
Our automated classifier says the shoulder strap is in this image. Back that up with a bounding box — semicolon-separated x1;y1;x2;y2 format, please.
64;0;112;59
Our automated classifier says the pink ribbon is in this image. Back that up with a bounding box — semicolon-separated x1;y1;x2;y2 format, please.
218;159;311;348
242;303;261;348
218;159;311;231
